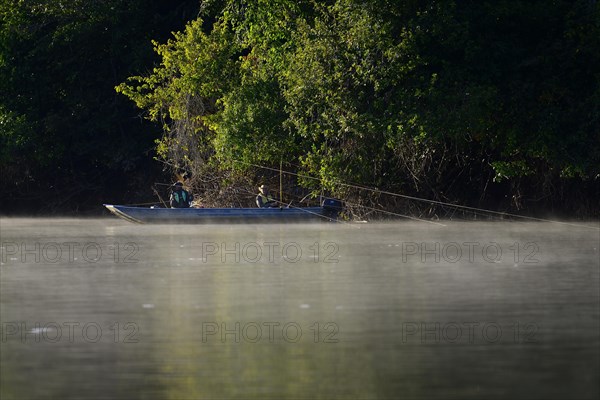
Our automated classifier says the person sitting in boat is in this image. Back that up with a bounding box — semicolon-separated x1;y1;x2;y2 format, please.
170;181;193;208
256;185;278;208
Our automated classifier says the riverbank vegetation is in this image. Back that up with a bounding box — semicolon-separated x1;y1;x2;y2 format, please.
0;0;200;213
2;0;598;217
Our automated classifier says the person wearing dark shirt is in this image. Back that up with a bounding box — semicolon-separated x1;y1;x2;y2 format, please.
170;181;193;208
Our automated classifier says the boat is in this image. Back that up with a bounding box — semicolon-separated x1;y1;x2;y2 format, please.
103;199;343;224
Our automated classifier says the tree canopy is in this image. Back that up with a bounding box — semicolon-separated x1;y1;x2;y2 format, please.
0;0;200;212
2;0;598;216
117;0;599;215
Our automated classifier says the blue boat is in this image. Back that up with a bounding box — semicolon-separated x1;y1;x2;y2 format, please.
104;199;342;224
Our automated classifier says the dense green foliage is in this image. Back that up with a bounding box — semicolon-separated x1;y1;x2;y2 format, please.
0;0;200;212
2;0;598;215
116;0;599;216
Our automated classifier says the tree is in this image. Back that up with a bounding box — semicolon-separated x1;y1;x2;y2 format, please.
0;0;200;212
117;0;599;215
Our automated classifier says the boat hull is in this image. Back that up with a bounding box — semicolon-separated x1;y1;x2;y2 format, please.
104;204;334;224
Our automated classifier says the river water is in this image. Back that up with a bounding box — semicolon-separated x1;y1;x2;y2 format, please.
1;218;598;399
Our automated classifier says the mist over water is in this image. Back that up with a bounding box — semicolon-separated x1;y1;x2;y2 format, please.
1;218;599;399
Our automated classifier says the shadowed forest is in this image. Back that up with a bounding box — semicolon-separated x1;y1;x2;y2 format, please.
1;0;598;218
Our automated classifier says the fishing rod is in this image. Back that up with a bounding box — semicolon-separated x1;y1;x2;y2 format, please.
151;185;169;208
233;160;599;230
242;184;446;227
236;186;351;225
280;186;446;226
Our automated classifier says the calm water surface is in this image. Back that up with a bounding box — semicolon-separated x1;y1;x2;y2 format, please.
1;218;598;399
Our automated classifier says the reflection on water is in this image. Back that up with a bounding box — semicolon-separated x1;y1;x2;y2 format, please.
1;218;599;399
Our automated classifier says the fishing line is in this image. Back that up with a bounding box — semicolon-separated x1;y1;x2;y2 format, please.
341;199;447;227
233;160;599;230
236;186;353;225
244;184;444;227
